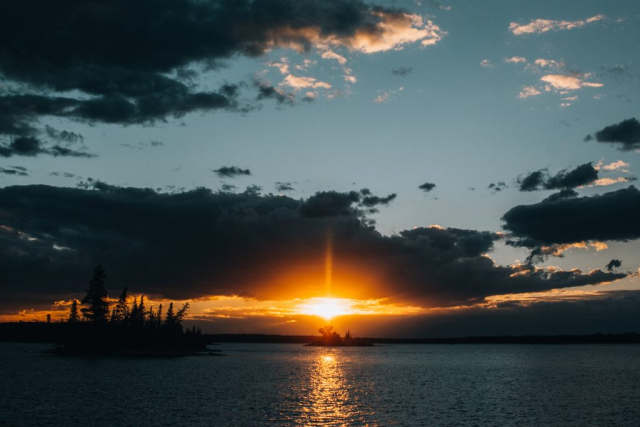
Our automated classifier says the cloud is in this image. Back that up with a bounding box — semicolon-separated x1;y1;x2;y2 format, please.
541;74;603;91
276;182;295;192
542;188;578;202
0;135;96;158
391;67;413;77
606;259;622;272
480;60;493;68
0;184;623;314
0;166;28;176
282;75;331;89
488;182;508;192
502;185;640;245
50;172;80;179
321;50;347;65
518;86;541;99
533;58;562;69
509;15;606;35
0;0;445;155
596;160;629;172
418;182;436;192
373;87;405;104
254;80;295;105
213;166;252;178
44;126;84;145
517;163;599;191
506;56;527;64
585;118;640;151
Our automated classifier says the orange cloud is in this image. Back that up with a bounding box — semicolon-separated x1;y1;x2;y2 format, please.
509;15;605;35
541;74;603;90
267;11;444;54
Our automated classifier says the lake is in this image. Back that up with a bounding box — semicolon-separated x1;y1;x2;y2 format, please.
1;342;639;426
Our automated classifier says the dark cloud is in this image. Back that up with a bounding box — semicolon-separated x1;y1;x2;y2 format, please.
254;80;295;105
1;0;429;154
606;259;622;272
220;183;237;192
542;188;578;202
276;182;295;192
585;118;640;151
517;163;598;191
0;135;95;158
488;182;507;192
44;126;84;145
418;182;436;192
298;190;361;218
0;184;624;313
50;172;80;179
503;185;640;245
0;166;29;176
518;170;546;191
391;67;413;77
359;188;397;208
213;166;252;178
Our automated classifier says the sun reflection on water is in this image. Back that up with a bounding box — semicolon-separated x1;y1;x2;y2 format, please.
306;350;351;425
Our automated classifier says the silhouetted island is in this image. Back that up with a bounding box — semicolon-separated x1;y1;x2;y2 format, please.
304;326;373;347
0;265;217;357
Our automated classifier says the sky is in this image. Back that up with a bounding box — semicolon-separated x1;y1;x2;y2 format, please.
1;0;640;337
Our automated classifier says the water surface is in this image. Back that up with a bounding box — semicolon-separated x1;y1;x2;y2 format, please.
2;343;639;426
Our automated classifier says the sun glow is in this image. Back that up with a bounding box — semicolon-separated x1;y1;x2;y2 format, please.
301;298;351;320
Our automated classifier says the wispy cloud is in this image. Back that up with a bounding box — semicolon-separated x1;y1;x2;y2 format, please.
509;15;606;35
282;75;331;90
541;74;603;91
518;86;541;99
506;56;527;64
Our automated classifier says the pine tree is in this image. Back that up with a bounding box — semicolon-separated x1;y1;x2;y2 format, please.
156;303;163;327
81;264;109;323
68;299;80;323
110;287;129;324
175;303;189;323
165;302;175;326
137;295;146;326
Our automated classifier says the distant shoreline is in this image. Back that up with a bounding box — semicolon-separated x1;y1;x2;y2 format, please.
205;332;640;345
1;324;639;345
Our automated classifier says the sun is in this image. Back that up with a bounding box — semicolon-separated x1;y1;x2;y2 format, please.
301;298;351;320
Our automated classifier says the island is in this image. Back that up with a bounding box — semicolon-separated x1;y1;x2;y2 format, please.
2;265;219;357
305;326;373;347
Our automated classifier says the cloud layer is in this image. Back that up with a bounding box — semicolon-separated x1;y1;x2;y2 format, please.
0;0;444;156
0;183;625;314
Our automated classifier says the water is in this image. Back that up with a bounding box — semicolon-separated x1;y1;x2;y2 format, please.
1;342;639;426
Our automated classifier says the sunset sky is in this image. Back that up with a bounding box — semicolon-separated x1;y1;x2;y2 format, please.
2;0;640;337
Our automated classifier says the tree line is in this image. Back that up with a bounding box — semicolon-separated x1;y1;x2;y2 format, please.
57;264;207;353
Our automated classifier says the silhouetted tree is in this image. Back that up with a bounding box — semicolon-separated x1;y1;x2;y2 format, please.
165;302;175;326
156;303;163;328
68;300;80;323
46;314;51;324
175;303;189;323
318;325;341;345
110;287;129;324
81;264;109;323
130;295;147;327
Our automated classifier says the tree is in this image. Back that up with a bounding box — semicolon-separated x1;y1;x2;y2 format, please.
81;264;110;323
68;300;80;323
165;302;174;324
110;287;129;324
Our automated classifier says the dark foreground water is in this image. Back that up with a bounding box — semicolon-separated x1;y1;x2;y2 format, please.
1;343;639;426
